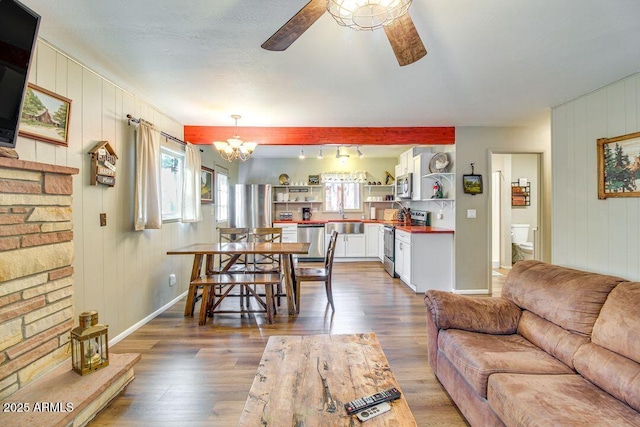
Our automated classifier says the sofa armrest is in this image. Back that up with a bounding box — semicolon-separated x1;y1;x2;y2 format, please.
424;290;521;334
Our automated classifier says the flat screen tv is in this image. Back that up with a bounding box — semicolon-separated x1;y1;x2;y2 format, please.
0;0;40;149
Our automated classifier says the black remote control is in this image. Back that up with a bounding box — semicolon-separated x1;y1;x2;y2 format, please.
344;387;401;415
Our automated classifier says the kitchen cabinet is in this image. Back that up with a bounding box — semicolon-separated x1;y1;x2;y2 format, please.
397;147;431;176
364;223;379;257
395;230;454;293
395;230;412;285
334;234;366;258
378;224;385;262
278;223;298;243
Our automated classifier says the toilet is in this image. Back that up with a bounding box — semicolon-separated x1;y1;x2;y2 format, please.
511;224;534;262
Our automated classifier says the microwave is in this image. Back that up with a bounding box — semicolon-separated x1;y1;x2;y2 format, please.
396;173;413;199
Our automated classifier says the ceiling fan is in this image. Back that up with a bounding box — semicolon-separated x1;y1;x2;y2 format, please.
261;0;427;66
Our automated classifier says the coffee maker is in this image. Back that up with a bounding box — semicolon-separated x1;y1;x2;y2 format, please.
302;207;312;221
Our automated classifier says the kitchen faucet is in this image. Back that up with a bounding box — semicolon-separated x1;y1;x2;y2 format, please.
338;201;346;219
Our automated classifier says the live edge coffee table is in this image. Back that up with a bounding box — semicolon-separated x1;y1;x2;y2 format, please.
238;332;417;426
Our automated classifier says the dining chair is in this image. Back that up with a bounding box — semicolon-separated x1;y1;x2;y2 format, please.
292;230;339;313
250;227;283;272
214;227;250;273
250;227;284;308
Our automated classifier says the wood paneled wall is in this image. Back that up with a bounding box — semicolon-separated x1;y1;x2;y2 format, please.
552;72;640;280
16;40;216;340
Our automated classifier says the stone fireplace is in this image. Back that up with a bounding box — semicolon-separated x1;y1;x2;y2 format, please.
0;157;139;426
0;157;78;398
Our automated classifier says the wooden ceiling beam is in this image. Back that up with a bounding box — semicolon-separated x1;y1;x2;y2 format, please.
184;126;455;146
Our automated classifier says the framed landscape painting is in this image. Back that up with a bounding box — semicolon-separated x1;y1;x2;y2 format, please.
597;131;640;199
201;166;214;204
462;174;483;195
19;83;71;146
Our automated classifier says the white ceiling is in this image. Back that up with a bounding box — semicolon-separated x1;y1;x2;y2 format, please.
20;1;640;135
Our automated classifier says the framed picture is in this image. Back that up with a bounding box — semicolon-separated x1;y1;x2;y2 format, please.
200;166;214;204
462;174;483;195
597;131;640;199
19;83;72;146
308;175;320;185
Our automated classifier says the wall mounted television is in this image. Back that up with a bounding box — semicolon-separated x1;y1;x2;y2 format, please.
0;0;41;149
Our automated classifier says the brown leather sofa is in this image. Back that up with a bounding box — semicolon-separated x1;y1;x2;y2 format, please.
424;260;640;426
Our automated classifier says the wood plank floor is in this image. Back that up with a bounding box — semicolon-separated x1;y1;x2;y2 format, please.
90;261;504;427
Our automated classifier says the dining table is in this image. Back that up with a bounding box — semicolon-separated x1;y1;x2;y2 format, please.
167;241;311;320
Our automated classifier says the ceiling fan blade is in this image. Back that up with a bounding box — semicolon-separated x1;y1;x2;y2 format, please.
261;0;327;51
383;13;427;66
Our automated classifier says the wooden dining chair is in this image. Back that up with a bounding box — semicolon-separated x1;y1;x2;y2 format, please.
214;227;250;273
292;230;339;313
249;227;284;308
250;227;283;272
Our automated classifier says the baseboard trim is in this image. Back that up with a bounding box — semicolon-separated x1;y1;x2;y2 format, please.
454;289;491;295
110;291;187;346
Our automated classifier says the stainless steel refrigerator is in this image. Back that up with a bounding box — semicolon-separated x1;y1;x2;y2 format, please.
230;184;273;229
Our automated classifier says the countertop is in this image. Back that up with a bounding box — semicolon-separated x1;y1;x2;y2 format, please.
273;220;454;234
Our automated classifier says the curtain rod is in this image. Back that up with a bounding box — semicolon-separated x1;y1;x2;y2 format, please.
126;114;203;152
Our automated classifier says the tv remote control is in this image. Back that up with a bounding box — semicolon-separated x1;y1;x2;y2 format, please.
356;402;391;422
344;387;401;415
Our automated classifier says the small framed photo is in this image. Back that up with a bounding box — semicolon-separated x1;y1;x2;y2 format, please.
462;174;483;195
308;175;320;185
597;131;640;199
19;83;72;146
200;166;214;204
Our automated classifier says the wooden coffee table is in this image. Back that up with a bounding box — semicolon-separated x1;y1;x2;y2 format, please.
238;333;417;426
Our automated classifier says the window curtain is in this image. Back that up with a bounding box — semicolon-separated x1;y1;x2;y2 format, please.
182;142;202;223
134;122;162;230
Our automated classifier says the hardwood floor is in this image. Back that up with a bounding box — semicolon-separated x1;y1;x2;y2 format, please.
89;261;502;427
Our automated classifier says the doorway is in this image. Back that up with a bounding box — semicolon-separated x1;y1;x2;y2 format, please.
490;153;542;275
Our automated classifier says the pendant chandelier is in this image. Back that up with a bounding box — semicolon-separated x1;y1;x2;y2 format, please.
327;0;413;31
213;115;257;162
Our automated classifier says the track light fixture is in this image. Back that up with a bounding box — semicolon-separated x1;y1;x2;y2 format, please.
299;148;305;159
318;149;323;159
357;147;364;158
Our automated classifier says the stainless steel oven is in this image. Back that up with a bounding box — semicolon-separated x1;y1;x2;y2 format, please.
383;225;395;277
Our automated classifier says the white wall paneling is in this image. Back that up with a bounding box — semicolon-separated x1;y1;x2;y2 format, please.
15;39;219;338
552;72;640;280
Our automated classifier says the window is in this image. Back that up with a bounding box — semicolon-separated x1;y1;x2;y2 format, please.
160;147;184;221
324;182;362;212
216;171;229;222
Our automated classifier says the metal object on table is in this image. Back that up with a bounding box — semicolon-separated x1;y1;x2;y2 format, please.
317;357;337;413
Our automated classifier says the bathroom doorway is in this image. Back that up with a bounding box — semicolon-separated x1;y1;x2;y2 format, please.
490;152;542;275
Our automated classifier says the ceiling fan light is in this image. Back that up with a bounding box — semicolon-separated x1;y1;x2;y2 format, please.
327;0;412;31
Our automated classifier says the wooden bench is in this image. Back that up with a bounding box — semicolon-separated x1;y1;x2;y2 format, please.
189;273;282;325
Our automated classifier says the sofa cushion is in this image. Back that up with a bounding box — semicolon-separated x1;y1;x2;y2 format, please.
591;282;640;363
488;373;640;427
574;342;640;413
438;329;573;398
517;310;589;370
502;260;625;336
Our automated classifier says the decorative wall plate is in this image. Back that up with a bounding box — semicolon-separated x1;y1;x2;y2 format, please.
429;152;450;173
279;173;290;185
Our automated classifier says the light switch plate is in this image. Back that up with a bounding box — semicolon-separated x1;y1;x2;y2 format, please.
467;209;476;219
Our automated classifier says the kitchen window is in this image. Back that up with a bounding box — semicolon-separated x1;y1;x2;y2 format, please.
216;171;229;222
324;182;362;212
160;146;184;221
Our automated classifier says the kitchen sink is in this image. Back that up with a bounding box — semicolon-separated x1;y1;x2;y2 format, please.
326;222;364;234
